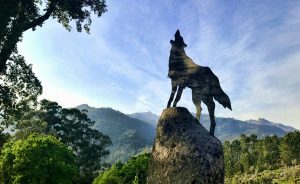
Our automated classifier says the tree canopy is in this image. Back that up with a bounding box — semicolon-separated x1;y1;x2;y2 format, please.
0;0;107;72
224;131;300;181
0;1;112;183
0;127;10;149
0;0;108;125
13;99;112;183
93;153;150;184
0;54;42;124
0;133;78;184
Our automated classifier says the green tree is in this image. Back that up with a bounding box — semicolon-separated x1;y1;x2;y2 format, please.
262;135;280;169
224;134;260;177
120;153;150;184
230;139;243;174
224;140;234;177
224;133;300;182
0;127;10;149
14;99;112;183
239;134;259;173
0;133;78;184
0;55;42;124
93;153;151;184
239;134;251;172
280;131;300;165
0;0;107;72
93;163;123;184
132;176;139;184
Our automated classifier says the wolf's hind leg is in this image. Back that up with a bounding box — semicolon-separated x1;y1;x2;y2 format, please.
192;90;202;121
203;97;216;136
195;102;202;121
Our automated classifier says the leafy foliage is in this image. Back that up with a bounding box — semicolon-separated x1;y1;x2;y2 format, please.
0;127;10;149
224;131;300;182
0;55;42;124
0;1;111;183
225;165;300;184
93;163;123;184
93;153;151;184
0;0;107;72
13;99;112;183
280;131;300;165
0;133;78;184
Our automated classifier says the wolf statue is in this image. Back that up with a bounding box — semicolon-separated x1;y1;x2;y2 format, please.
167;30;232;136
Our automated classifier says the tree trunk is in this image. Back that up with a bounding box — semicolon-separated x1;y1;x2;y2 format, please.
0;15;26;73
0;34;20;73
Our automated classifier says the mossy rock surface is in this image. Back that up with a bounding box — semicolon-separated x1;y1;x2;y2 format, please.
147;107;224;184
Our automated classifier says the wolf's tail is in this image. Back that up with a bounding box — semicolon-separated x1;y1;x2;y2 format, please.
210;72;232;110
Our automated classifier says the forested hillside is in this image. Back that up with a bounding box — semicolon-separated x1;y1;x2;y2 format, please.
224;131;300;183
77;104;155;163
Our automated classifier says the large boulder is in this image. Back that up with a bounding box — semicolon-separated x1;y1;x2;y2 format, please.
147;107;224;184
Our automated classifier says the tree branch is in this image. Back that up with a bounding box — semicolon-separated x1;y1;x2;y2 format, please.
23;5;55;31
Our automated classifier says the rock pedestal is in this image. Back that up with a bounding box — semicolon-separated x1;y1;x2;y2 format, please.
147;107;224;184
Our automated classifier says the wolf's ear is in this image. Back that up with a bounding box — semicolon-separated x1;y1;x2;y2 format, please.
170;40;174;44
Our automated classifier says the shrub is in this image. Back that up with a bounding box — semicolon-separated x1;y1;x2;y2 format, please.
93;153;150;184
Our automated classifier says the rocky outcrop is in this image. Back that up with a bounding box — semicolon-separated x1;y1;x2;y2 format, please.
147;107;224;184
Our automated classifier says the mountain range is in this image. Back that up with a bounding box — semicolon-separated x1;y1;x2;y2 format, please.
77;104;155;163
129;111;297;141
77;104;297;163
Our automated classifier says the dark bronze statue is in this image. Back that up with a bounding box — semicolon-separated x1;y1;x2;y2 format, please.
167;30;232;136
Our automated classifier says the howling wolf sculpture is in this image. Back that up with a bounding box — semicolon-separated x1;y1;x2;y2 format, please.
167;30;232;136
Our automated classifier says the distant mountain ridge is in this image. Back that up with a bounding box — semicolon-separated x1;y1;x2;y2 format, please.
76;104;155;163
77;104;297;163
127;111;159;128
246;118;296;132
128;111;297;141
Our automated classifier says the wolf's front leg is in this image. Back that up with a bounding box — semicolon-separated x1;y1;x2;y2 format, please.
173;86;184;107
167;83;177;108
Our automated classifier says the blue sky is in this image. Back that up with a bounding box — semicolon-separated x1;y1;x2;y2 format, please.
18;0;300;129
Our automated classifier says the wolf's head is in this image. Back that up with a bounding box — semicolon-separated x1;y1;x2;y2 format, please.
170;30;187;48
